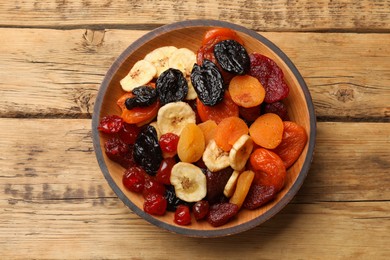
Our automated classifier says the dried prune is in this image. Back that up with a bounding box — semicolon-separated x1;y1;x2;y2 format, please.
205;167;233;204
262;101;289;121
214;40;250;75
207;202;239;227
191;59;225;106
133;125;163;176
156;68;188;105
125;86;157;110
104;137;135;168
249;53;289;103
164;185;190;212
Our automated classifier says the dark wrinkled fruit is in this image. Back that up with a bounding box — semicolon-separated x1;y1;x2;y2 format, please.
249;53;289;103
193;200;210;221
98;115;124;134
174;205;191;226
243;184;277;210
125;86;158;110
164;185;189;212
191;59;225;106
122;166;146;193
156;68;188;105
207;203;239;227
133;125;163;175
214;40;250;75
104;137;135;168
206;167;233;204
262;101;289;121
143;193;167;216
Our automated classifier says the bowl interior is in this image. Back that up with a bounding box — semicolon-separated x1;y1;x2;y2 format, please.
93;20;315;237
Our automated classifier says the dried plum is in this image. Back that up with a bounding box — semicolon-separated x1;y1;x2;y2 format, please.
133;125;163;176
213;40;250;75
125;86;157;110
164;185;190;212
156;68;188;105
249;53;289;103
191;59;225;106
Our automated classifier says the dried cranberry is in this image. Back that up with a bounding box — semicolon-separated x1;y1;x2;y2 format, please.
143;193;167;216
262;101;289;121
174;205;191;226
104;137;135;168
249;53;289;103
122;166;146;193
207;203;239;227
156;158;176;185
98;115;124;134
193;200;209;221
142;177;166;198
159;133;179;157
118;123;141;144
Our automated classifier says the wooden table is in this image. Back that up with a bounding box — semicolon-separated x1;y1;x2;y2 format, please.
1;1;389;259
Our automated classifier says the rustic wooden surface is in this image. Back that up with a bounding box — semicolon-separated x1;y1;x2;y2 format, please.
0;0;389;259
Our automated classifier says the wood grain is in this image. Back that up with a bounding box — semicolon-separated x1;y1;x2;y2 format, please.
0;118;389;257
0;29;389;121
1;0;389;32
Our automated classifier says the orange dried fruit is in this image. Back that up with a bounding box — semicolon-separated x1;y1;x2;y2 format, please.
197;120;218;146
229;75;265;108
249;113;284;149
177;123;205;163
214;116;249;152
229;170;255;209
271;121;308;169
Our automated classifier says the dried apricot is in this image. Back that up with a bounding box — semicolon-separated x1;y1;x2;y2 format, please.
177;123;205;163
271;121;308;168
214;116;249;152
197;120;218;146
196;91;239;124
229;170;255;209
249;113;284;149
229;75;265;108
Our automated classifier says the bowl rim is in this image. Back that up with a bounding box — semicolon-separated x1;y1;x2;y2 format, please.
92;19;317;237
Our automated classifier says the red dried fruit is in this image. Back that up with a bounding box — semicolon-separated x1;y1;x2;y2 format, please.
262;101;289;121
271;121;308;169
159;133;179;157
122;166;146;193
206;167;233;204
118;123;141;144
98;115;124;134
143;193;167;216
243;184;276;210
104;137;135;168
249;53;289;103
142;177;166;198
239;105;262;123
207;203;239;227
193;200;210;221
174;205;192;225
156;157;176;185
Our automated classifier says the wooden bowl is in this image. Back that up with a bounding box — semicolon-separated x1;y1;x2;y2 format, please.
92;20;316;237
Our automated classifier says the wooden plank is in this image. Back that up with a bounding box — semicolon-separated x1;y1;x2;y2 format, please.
0;29;389;121
0;0;389;32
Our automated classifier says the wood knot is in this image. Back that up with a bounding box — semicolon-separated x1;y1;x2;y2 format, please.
83;29;105;48
335;87;354;102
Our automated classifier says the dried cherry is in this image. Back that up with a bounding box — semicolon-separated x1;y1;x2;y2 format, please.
125;86;158;110
207;202;239;227
143;193;167;216
159;133;179;157
104;137;135;168
142;177;166;198
122;166;146;193
249;53;289;103
214;40;250;75
193;200;210;221
118;123;141;144
98;115;124;134
133;125;163;176
174;205;191;225
156;68;188;105
191;59;225;106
